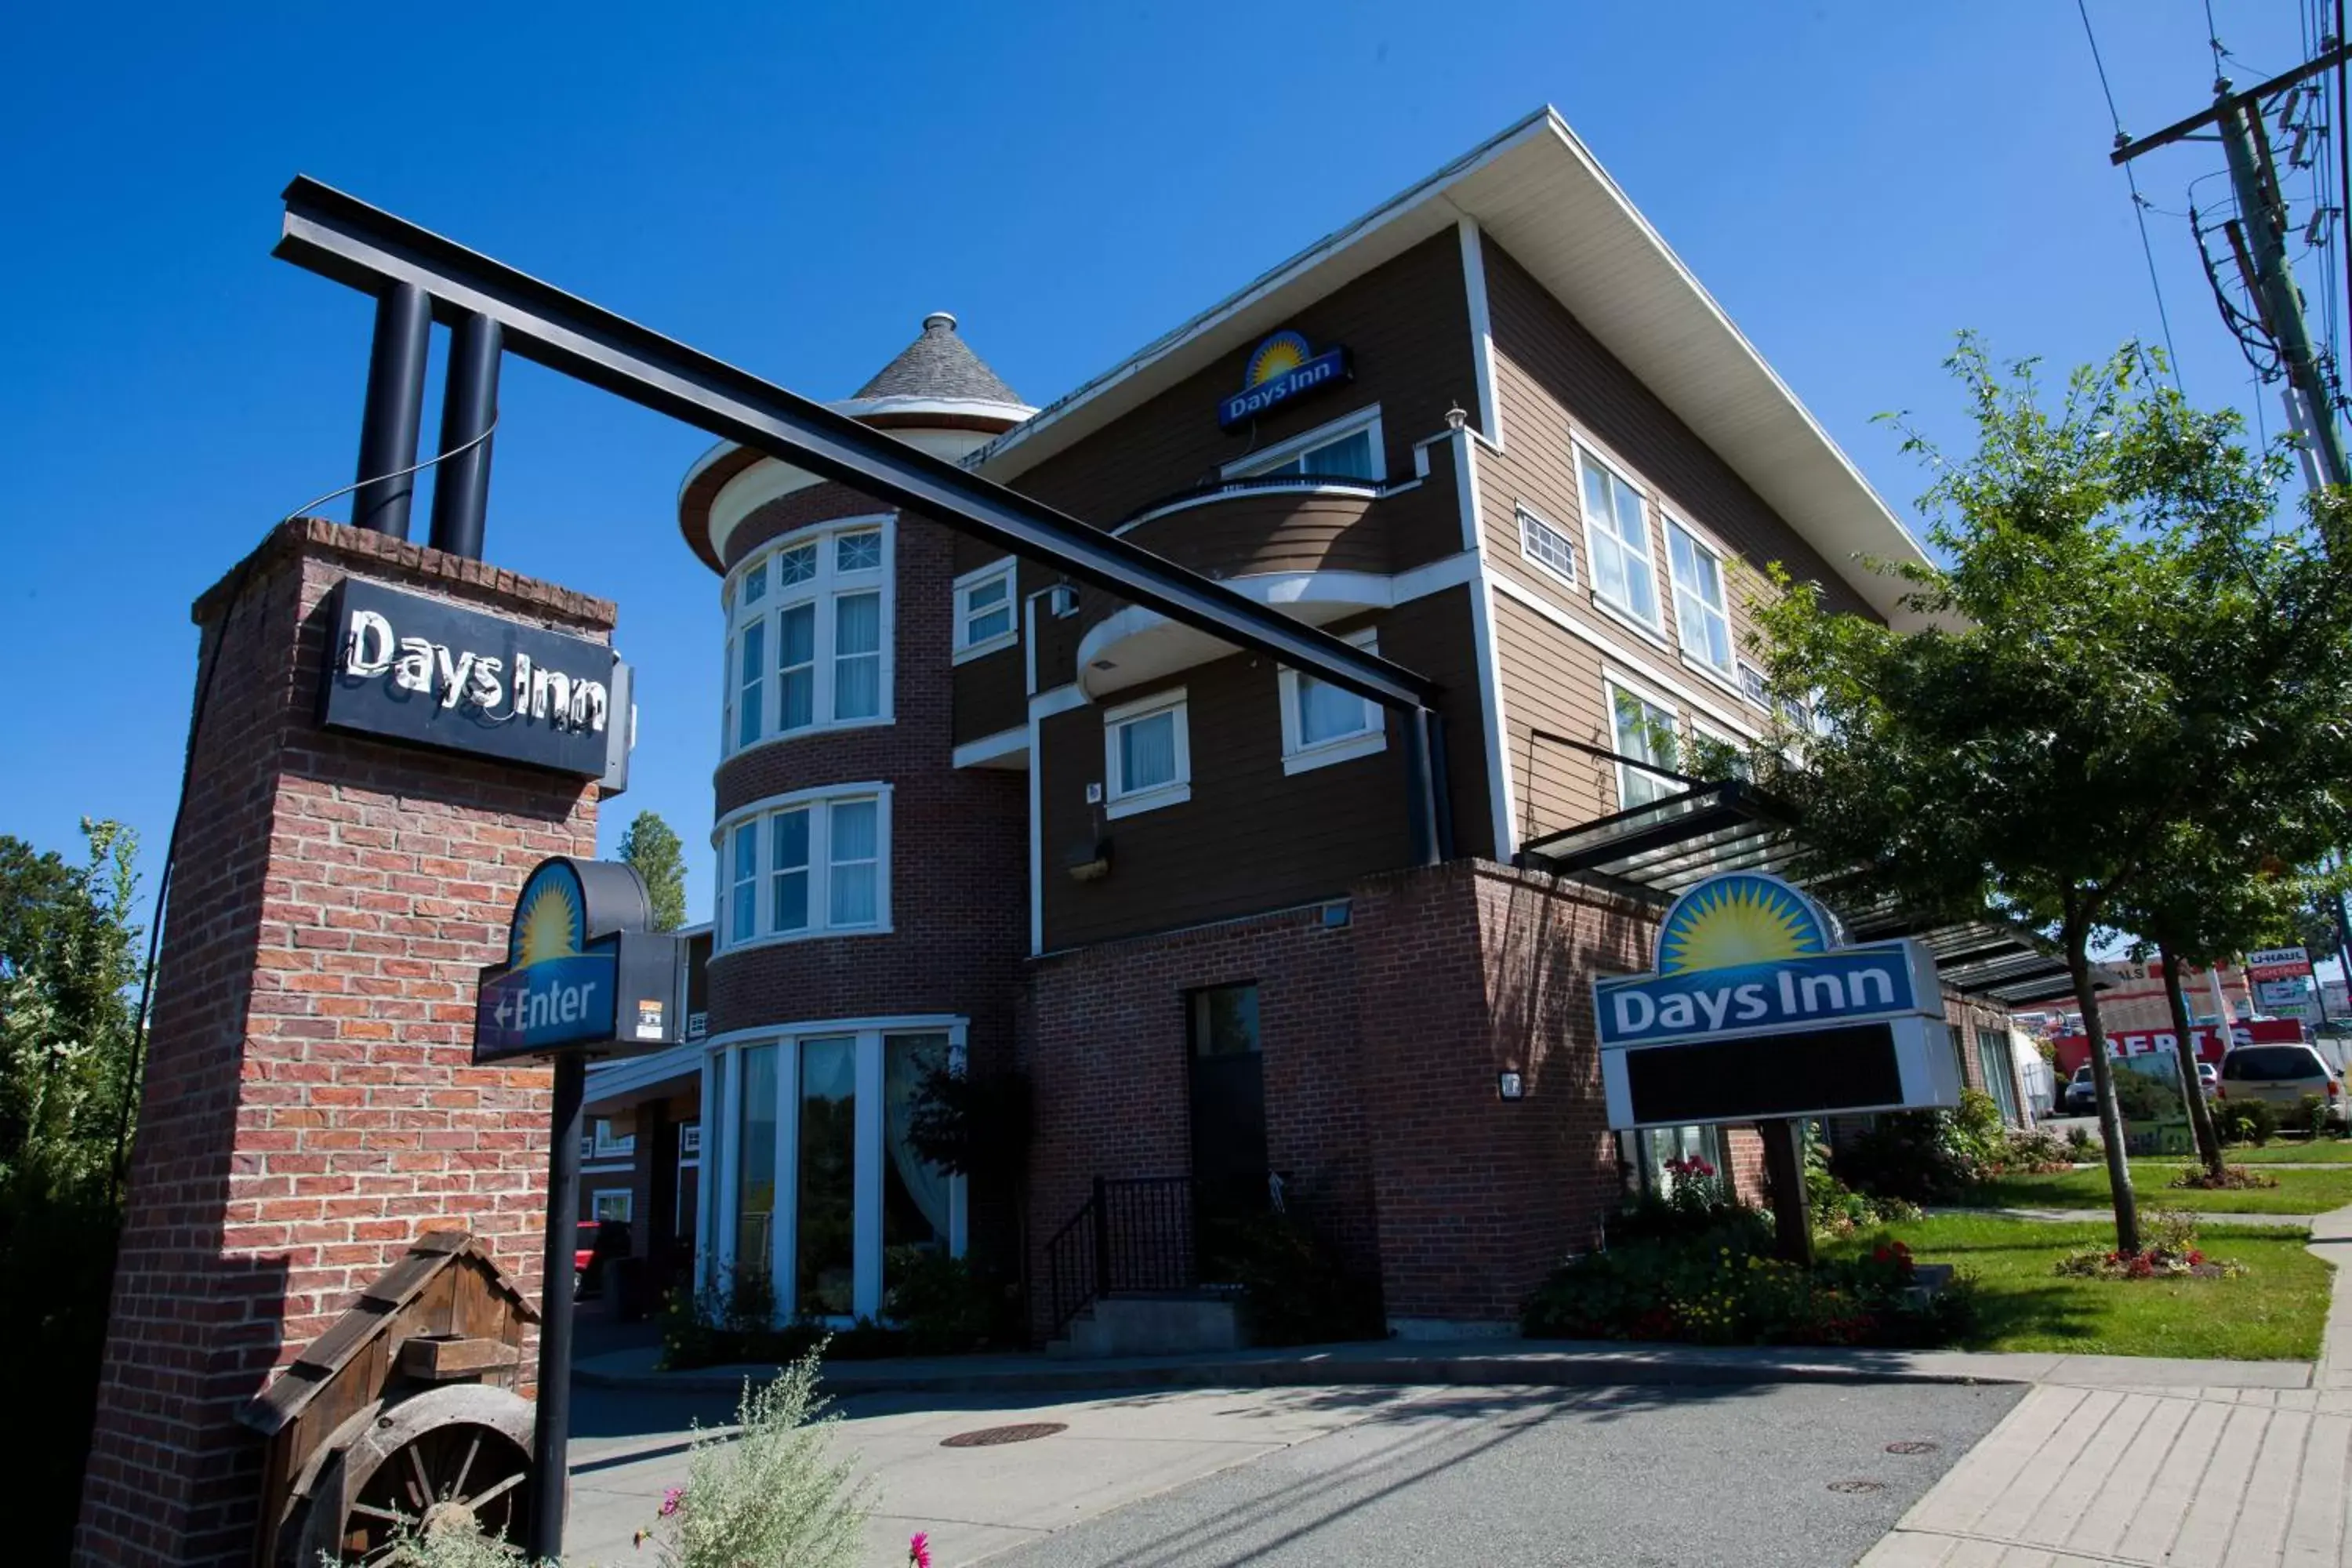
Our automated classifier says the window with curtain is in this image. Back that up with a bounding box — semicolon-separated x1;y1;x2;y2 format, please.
1667;521;1733;673
721;520;891;753
1610;684;1680;809
734;1044;777;1287
1105;690;1189;815
1579;452;1660;627
1279;628;1385;771
1226;409;1384;482
1977;1028;2021;1125
883;1033;953;1304
717;789;889;950
797;1036;858;1318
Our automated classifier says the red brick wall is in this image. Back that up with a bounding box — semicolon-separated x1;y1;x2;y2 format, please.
74;521;608;1568
1022;859;1650;1334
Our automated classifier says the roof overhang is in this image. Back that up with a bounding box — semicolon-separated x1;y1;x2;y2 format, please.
971;107;1933;628
1518;779;2076;1009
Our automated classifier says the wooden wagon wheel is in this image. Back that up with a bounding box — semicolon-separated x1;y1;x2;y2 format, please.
292;1383;539;1565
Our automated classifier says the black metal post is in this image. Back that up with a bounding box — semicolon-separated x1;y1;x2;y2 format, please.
351;281;432;536
1761;1118;1813;1267
1090;1174;1110;1298
1425;710;1454;861
528;1053;585;1561
1403;707;1440;866
428;311;501;560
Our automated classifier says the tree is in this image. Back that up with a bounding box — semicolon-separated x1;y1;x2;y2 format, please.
0;820;143;1564
1751;339;2352;1253
619;811;688;932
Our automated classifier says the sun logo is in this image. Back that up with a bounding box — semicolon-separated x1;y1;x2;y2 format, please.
512;870;586;968
1245;331;1312;388
1655;873;1828;975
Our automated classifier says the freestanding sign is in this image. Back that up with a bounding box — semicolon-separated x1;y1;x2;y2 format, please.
473;856;684;1560
1595;872;1960;1130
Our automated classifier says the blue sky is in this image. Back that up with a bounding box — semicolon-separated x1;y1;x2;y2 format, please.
0;2;2330;938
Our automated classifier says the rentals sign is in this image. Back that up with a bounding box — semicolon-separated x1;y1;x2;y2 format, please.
1594;873;1960;1130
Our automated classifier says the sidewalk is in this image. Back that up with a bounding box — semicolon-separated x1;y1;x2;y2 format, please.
1860;1203;2352;1566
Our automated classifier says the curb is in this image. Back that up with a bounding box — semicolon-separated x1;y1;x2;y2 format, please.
577;1348;2031;1399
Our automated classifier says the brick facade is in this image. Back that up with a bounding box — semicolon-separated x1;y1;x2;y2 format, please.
1025;858;1678;1333
73;521;609;1568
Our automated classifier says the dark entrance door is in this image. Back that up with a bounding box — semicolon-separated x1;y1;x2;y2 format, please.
1187;984;1268;1279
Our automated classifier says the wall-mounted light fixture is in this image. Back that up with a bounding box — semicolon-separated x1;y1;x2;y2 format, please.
1497;1070;1525;1102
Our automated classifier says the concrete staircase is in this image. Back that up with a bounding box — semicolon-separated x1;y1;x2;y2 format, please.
1047;1291;1243;1358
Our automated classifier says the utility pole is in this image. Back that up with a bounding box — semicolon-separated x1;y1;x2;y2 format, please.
2115;45;2352;491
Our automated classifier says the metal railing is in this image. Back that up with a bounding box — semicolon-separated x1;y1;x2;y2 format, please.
1042;1175;1197;1334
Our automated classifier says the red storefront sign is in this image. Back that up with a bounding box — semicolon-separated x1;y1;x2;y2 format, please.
2046;1016;2307;1076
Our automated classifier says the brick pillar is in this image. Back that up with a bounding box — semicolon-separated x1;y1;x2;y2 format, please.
73;520;614;1568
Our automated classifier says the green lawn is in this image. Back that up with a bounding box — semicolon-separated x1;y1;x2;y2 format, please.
2202;1139;2352;1164
1829;1215;2332;1359
1969;1161;2352;1214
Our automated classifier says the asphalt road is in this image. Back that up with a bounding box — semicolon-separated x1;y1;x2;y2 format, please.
980;1380;2024;1568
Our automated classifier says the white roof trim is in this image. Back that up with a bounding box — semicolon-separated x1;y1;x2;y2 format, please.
970;106;1930;625
827;393;1037;422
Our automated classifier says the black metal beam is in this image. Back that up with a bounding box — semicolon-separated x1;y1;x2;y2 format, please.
274;177;1438;715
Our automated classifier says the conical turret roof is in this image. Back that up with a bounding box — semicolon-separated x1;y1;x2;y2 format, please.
850;310;1025;406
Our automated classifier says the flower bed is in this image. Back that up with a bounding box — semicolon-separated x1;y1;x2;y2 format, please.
2053;1211;2249;1281
2166;1164;2281;1192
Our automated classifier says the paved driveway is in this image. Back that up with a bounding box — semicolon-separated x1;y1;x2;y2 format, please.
565;1378;2020;1567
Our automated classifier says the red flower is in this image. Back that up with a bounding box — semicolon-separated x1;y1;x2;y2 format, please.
910;1531;932;1568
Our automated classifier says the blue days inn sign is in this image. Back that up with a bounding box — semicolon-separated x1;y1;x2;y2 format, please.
1593;873;1961;1130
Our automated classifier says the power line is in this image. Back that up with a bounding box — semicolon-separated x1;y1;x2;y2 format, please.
2078;0;2188;389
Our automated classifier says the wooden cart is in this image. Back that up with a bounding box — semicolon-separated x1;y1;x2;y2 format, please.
240;1231;541;1566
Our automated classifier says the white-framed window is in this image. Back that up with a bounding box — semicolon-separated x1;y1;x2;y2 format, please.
1518;504;1577;585
1279;628;1386;774
590;1189;634;1223
1607;678;1681;810
1104;688;1191;817
590;1118;637;1159
1222;406;1385;482
1666;521;1733;675
715;786;892;950
720;517;894;755
1688;718;1751;781
1737;660;1769;708
1578;448;1661;629
953;559;1018;661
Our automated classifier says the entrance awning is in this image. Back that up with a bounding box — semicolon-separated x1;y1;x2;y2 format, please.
1515;778;2082;1010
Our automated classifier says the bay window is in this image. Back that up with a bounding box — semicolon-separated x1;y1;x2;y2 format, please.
715;786;891;949
721;518;893;754
700;1020;968;1323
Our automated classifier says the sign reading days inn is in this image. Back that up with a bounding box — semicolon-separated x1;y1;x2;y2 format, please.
1594;873;1961;1129
1217;330;1351;430
474;857;682;1065
321;579;631;782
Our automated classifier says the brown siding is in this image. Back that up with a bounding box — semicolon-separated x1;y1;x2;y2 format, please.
1007;232;1480;527
1037;585;1487;949
953;647;1026;746
1119;490;1388;579
1490;591;1614;845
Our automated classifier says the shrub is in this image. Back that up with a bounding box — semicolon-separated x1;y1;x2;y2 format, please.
1522;1228;1973;1348
1989;1126;2072;1174
2064;1124;2096;1155
636;1351;873;1568
2292;1094;2332;1138
1213;1207;1384;1347
1829;1112;1979;1204
881;1250;999;1355
2214;1098;2280;1146
2109;1070;2175;1124
1803;1135;1925;1236
1946;1090;2009;1168
347;1521;546;1566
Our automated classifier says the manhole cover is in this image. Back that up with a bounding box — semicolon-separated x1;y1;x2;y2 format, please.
939;1422;1069;1448
1827;1479;1886;1494
1885;1440;1940;1456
